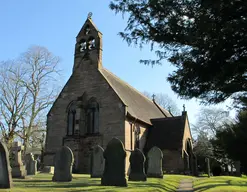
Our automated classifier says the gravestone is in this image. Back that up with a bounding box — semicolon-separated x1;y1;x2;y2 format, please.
91;145;104;178
41;166;54;174
193;155;199;176
206;158;210;178
25;153;37;175
147;146;163;178
234;161;241;177
0;141;12;189
10;141;26;178
52;146;74;182
101;137;127;187
129;148;146;181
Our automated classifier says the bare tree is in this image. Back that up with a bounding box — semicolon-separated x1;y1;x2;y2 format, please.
192;107;230;139
143;91;180;116
192;107;233;167
0;61;29;148
0;46;61;152
19;46;60;154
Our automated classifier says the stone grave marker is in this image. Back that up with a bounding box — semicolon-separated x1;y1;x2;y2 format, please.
147;146;163;178
25;153;37;175
91;145;104;178
41;166;54;174
129;148;146;181
101;137;127;187
10;141;26;178
234;161;241;177
0;141;12;189
206;158;210;178
52;146;74;182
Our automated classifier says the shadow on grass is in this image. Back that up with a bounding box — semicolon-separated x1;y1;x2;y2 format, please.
12;174;181;191
194;179;247;192
14;180;51;183
20;181;177;191
22;180;100;188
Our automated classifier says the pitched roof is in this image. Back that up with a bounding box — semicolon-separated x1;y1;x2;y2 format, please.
99;68;171;125
145;116;186;151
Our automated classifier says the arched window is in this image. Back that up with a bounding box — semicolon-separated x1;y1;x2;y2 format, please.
67;101;77;136
86;99;99;134
84;25;90;35
87;37;96;50
134;125;140;149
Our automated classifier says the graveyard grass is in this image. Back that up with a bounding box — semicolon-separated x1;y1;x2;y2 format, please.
0;173;192;192
193;176;247;192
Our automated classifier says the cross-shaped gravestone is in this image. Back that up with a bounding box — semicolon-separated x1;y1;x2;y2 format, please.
11;142;26;178
12;143;22;167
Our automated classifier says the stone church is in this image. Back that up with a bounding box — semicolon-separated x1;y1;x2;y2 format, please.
44;15;196;175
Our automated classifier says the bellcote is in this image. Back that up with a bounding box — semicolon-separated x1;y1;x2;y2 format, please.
73;13;103;71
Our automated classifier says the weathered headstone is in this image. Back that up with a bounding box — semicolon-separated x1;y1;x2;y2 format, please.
0;141;12;189
206;158;210;178
101;138;127;187
91;145;104;178
25;153;37;175
147;146;163;178
129;148;146;181
10;141;26;178
183;152;190;175
234;161;241;177
52;146;74;182
193;155;198;176
41;166;54;174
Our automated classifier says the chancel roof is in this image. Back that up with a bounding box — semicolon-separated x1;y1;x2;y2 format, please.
99;68;172;125
145;116;186;151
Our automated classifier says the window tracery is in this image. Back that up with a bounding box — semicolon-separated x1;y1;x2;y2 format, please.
134;125;140;149
88;37;96;50
86;99;99;134
84;25;91;35
79;39;87;52
67;101;77;136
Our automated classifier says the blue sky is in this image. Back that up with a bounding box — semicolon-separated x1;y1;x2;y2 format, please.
0;1;235;125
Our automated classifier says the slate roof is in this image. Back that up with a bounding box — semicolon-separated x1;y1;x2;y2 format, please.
144;116;186;151
99;68;172;125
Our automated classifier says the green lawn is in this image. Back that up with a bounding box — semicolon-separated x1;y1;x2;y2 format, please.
194;176;247;192
0;173;192;192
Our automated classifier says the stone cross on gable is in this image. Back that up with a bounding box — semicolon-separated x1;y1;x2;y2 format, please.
88;12;93;19
168;106;171;113
152;94;156;101
183;104;186;112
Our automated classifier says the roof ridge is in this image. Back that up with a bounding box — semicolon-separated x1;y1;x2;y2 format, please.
100;67;168;110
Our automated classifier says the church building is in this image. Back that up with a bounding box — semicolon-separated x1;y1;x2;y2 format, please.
44;14;196;175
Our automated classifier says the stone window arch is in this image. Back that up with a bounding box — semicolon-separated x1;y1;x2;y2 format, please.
67;101;77;136
86;98;99;134
134;125;140;149
79;39;87;52
84;25;91;35
87;36;96;50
